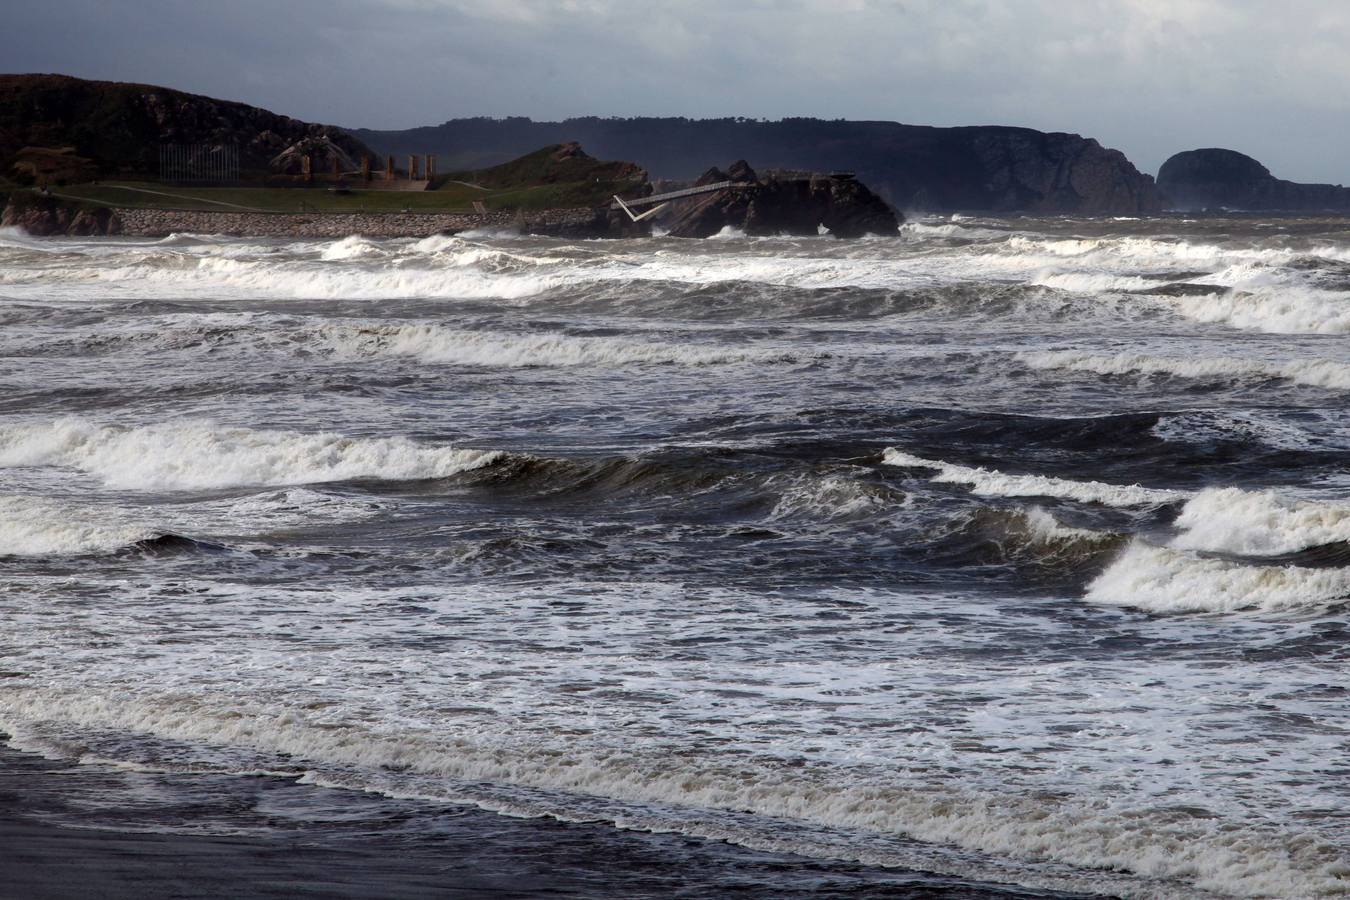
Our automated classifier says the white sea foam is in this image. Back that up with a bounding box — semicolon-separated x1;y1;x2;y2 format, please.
882;449;1184;507
318;235;387;261
1172;487;1350;555
1172;286;1350;334
1019;507;1114;545
171;487;389;535
0;687;1340;900
0;225;35;244
764;473;902;522
0;419;503;490
1002;235;1350;268
336;323;807;368
1086;540;1350;613
899;221;1002;240
1020;349;1350;390
0;494;152;556
180;255;562;300
1030;270;1158;292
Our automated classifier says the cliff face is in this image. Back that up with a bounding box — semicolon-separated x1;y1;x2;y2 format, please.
1157;148;1350;211
0;74;373;179
355;117;1161;215
970;131;1159;214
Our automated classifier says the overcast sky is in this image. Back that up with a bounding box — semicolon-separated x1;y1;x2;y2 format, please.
5;0;1349;183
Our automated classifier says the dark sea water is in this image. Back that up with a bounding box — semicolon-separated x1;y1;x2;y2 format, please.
0;216;1348;898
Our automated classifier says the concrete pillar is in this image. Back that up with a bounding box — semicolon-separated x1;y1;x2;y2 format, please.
331;156;340;178
301;154;312;183
409;155;419;180
386;155;394;181
427;155;436;179
361;156;370;182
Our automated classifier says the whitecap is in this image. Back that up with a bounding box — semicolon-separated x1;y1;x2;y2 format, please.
0;418;503;490
882;449;1183;507
1085;540;1350;613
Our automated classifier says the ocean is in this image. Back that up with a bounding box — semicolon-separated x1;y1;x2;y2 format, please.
0;216;1347;898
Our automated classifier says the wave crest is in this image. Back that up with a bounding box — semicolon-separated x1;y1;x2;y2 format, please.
882;449;1183;507
1020;349;1350;390
0;419;503;490
1086;541;1350;613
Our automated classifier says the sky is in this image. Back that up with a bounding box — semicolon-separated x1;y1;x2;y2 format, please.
4;0;1349;183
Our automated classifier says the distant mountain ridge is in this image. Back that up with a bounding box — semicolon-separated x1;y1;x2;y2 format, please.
1157;148;1350;211
0;73;372;179
352;117;1161;215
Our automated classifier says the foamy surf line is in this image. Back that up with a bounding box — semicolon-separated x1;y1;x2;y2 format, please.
1171;286;1350;335
26;315;817;369
0;494;154;556
1020;349;1350;390
881;448;1184;507
0;419;504;490
0;688;1334;900
316;322;814;368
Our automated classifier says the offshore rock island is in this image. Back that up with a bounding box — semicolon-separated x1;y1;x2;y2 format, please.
1158;147;1350;211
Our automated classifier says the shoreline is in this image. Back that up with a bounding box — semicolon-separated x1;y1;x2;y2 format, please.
0;740;1094;899
110;206;601;239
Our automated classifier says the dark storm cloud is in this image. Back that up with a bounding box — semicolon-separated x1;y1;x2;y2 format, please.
4;0;1349;183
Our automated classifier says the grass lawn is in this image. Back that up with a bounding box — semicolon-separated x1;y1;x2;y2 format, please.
55;182;488;212
52;180;635;213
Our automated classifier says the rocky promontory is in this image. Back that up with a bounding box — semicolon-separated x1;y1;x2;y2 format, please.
357;118;1163;215
663;161;899;238
1157;149;1350;211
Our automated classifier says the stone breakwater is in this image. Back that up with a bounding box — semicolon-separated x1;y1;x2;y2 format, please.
111;207;601;238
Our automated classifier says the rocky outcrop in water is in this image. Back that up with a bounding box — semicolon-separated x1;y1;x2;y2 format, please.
1157;149;1350;211
664;161;899;238
0;191;118;235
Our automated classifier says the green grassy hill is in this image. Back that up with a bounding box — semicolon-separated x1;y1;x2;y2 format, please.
50;142;654;214
437;142;648;209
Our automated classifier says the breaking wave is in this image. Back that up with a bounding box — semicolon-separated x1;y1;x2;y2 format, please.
1172;487;1350;556
1020;349;1350;390
333;323;813;368
2;687;1343;900
19;314;816;369
1172;286;1350;335
0;419;503;490
881;448;1184;507
0;494;153;556
1086;540;1350;614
